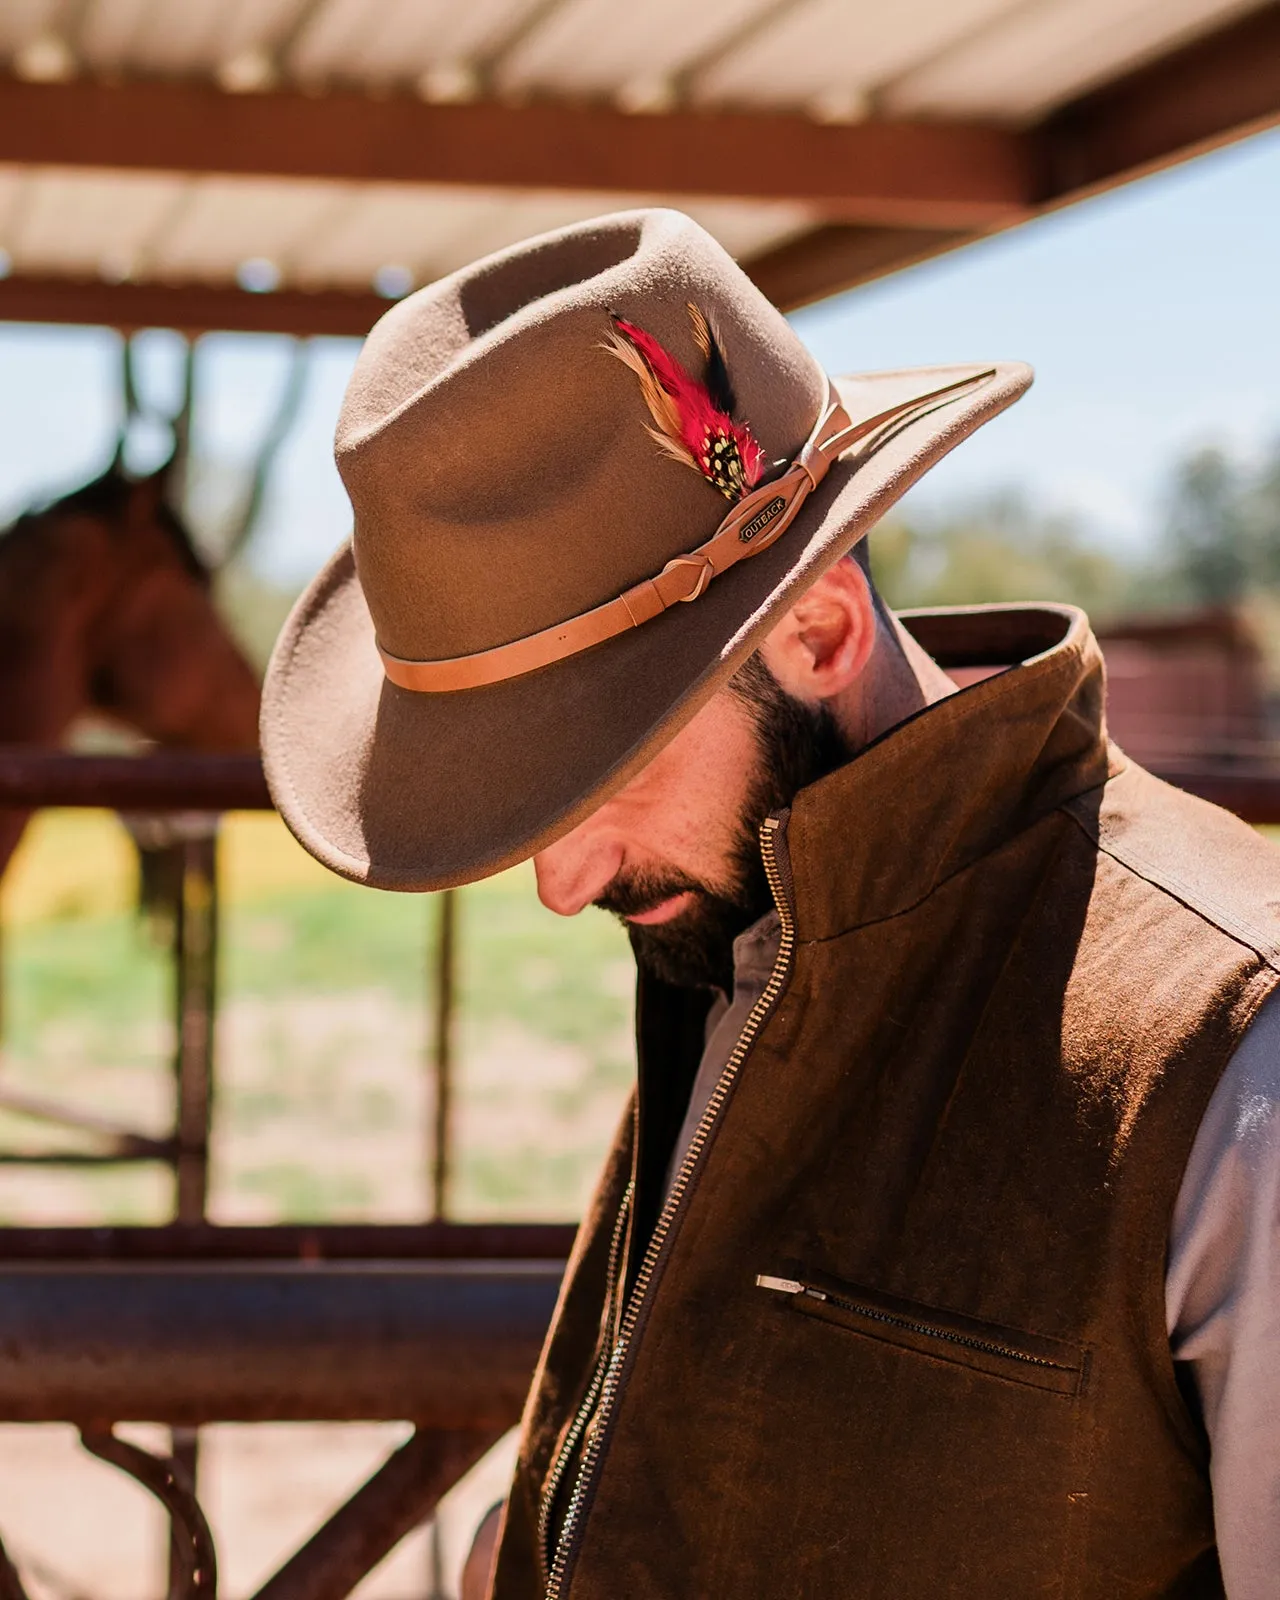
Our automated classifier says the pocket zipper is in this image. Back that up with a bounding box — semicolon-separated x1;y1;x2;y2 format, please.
755;1275;1077;1374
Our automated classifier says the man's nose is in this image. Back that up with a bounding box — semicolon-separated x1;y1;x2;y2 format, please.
534;825;624;916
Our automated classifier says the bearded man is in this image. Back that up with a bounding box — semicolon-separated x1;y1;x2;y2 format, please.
262;210;1280;1599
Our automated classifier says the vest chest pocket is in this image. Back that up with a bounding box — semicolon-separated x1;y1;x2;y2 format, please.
757;1269;1086;1397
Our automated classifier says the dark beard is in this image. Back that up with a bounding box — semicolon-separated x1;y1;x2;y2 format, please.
595;659;846;992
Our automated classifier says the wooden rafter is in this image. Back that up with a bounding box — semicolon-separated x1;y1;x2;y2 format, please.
1038;0;1280;200
745;224;980;311
0;274;388;337
0;76;1031;229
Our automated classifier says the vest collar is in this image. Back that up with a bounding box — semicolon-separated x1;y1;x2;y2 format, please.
786;603;1115;942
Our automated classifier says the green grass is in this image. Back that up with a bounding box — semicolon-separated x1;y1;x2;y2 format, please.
2;914;170;1063
0;820;635;1225
234;1161;376;1216
219;870;635;1060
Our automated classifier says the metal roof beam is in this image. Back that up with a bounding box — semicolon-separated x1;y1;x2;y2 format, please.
744;222;980;310
0;75;1032;229
1038;0;1280;201
0;225;977;330
0;239;945;330
0;273;387;337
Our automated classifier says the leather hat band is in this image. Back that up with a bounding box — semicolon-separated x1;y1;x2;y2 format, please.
377;369;993;694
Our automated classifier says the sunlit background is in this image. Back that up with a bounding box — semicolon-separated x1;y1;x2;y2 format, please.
1;109;1277;1600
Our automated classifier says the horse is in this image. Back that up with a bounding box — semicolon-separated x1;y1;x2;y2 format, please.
0;460;262;875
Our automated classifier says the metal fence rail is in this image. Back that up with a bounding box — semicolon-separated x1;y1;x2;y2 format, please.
0;1221;578;1260
0;1260;561;1425
2;747;1278;822
0;750;272;811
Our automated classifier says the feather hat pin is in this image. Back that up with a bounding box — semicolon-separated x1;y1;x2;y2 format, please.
603;303;767;501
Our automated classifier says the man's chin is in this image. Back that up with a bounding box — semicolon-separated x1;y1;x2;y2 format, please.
624;899;746;993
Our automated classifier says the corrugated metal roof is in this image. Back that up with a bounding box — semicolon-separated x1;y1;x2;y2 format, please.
494;0;766;102
0;162;815;293
694;0;1022;116
0;0;1272;312
288;0;534;88
0;0;1255;108
884;0;1266;119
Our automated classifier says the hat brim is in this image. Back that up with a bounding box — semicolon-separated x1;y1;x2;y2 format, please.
261;362;1032;891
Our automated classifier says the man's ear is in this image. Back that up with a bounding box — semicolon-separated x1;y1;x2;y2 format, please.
759;555;877;705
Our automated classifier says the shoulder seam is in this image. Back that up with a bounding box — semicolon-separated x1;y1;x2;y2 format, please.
1061;792;1280;975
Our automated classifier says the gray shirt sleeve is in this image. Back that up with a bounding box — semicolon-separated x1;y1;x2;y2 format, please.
1166;986;1280;1598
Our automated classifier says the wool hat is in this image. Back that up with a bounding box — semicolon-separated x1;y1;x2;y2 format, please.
261;208;1031;891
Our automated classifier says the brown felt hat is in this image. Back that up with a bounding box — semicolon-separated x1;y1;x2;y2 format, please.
261;208;1031;892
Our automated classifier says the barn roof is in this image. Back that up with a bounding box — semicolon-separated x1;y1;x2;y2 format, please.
0;0;1277;332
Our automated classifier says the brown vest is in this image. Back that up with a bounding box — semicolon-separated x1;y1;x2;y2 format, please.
492;605;1280;1600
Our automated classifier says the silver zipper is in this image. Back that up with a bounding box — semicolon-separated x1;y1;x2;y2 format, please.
543;815;796;1599
537;1180;633;1577
755;1276;1076;1373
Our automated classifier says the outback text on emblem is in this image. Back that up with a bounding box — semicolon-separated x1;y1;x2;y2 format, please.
739;496;788;543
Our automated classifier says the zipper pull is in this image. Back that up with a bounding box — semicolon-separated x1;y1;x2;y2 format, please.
755;1274;827;1301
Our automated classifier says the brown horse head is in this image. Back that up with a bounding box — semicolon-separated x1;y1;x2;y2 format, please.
82;464;262;750
0;460;262;752
0;461;263;872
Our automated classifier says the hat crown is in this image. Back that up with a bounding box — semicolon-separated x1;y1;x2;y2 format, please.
336;209;825;663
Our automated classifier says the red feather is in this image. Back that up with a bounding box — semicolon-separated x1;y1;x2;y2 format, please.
603;310;766;501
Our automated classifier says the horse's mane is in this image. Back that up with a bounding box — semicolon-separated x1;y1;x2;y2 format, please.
2;463;209;583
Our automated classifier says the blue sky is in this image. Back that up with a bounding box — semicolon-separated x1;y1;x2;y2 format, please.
1;123;1277;586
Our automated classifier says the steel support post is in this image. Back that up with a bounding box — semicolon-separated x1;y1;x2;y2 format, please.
169;822;219;1598
82;1430;217;1600
173;825;218;1221
431;889;458;1220
251;1428;498;1600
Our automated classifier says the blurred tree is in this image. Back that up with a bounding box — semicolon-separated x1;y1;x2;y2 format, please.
1247;437;1280;589
1162;446;1253;604
868;489;1134;619
869;432;1280;629
1155;435;1280;606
